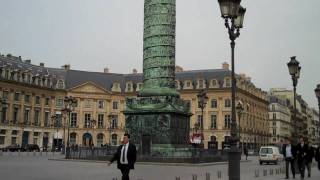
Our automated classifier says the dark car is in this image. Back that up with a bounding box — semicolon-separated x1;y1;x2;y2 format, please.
1;144;21;152
21;144;40;152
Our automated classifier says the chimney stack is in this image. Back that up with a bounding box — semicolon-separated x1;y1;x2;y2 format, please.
25;60;31;64
175;65;184;72
62;64;70;70
222;62;229;70
104;67;110;73
132;68;138;74
40;63;44;67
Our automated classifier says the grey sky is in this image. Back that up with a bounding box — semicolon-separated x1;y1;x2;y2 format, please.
0;0;319;108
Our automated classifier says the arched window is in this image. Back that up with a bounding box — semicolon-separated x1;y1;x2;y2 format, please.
97;133;104;147
70;133;77;145
111;134;117;146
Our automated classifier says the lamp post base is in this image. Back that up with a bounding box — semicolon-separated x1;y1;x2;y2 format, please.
228;147;241;180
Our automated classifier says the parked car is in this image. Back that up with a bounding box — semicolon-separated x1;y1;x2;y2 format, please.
21;144;40;152
1;144;21;152
259;146;282;165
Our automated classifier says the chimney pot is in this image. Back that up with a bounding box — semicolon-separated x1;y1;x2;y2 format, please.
104;67;110;73
222;62;229;70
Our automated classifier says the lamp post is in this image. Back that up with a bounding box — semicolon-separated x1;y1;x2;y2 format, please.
50;115;58;152
315;84;320;143
63;96;77;159
287;56;301;143
91;119;96;147
236;101;244;153
197;89;208;146
218;0;246;179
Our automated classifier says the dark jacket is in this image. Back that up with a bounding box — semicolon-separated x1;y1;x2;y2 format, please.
296;143;309;162
316;147;320;162
305;145;314;163
110;143;137;169
282;144;296;159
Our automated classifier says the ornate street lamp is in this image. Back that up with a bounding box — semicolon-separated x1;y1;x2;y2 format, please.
236;101;244;153
315;84;320;137
218;0;246;179
197;89;208;131
63;96;77;159
287;56;301;143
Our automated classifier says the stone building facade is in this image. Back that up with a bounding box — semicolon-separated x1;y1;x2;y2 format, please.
0;54;270;150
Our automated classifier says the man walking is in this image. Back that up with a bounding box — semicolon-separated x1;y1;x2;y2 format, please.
305;141;314;177
108;133;137;180
296;137;309;180
282;137;296;179
315;146;320;170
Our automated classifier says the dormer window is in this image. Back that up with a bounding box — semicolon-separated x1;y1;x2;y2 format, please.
56;79;65;89
136;83;143;91
112;82;121;92
5;69;9;79
184;80;193;89
126;82;133;92
224;77;231;87
210;79;219;88
175;80;180;89
197;79;205;89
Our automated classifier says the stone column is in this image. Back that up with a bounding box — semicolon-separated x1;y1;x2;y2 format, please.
139;0;178;97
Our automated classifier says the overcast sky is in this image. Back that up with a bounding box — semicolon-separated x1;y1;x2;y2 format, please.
0;0;319;108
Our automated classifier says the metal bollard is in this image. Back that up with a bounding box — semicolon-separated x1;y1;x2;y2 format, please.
46;151;48;156
217;171;222;179
206;172;210;180
175;177;180;180
33;151;36;156
192;174;197;180
254;170;260;177
40;151;42;156
0;150;3;156
276;169;279;174
112;178;117;180
18;150;20;156
269;169;274;176
263;169;267;176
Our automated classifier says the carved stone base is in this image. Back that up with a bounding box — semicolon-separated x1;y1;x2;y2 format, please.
124;96;191;157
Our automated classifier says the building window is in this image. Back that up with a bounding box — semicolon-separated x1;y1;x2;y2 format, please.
84;113;91;128
70;133;76;145
185;100;191;109
3;91;9;100
35;96;41;105
127;83;132;92
11;130;18;135
45;98;50;106
225;99;231;107
273;129;276;135
0;136;5;145
272;121;276;126
225;78;231;87
224;114;231;129
272;105;275;111
44;112;50;127
98;114;104;128
57;80;65;89
113;101;118;110
111;116;118;129
34;110;40;126
211;99;217;108
56;98;63;107
14;92;20;101
211;114;217;129
25;94;30;103
11;137;17;145
71;113;77;127
111;134;117;146
0;129;6;135
97;133;104;147
98;100;104;109
211;79;217;87
24;109;30;125
186;81;191;88
13;107;19;124
272;113;277;119
198;80;204;89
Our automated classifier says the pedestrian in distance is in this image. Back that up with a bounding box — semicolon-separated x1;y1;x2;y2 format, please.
243;146;248;160
296;136;309;180
305;141;314;177
108;133;137;180
282;137;296;179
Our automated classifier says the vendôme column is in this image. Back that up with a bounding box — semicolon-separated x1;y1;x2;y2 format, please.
139;0;179;97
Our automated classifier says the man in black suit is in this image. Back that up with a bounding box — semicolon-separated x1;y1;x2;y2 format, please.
282;137;296;179
315;146;320;170
108;133;137;180
296;137;309;180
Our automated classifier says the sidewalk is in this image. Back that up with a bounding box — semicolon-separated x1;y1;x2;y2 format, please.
256;167;320;180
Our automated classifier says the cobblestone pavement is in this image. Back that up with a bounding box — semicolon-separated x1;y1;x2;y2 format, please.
0;152;319;180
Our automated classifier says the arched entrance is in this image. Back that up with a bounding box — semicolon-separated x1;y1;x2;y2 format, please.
82;133;92;147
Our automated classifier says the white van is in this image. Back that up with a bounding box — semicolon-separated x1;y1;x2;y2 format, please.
259;146;282;165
